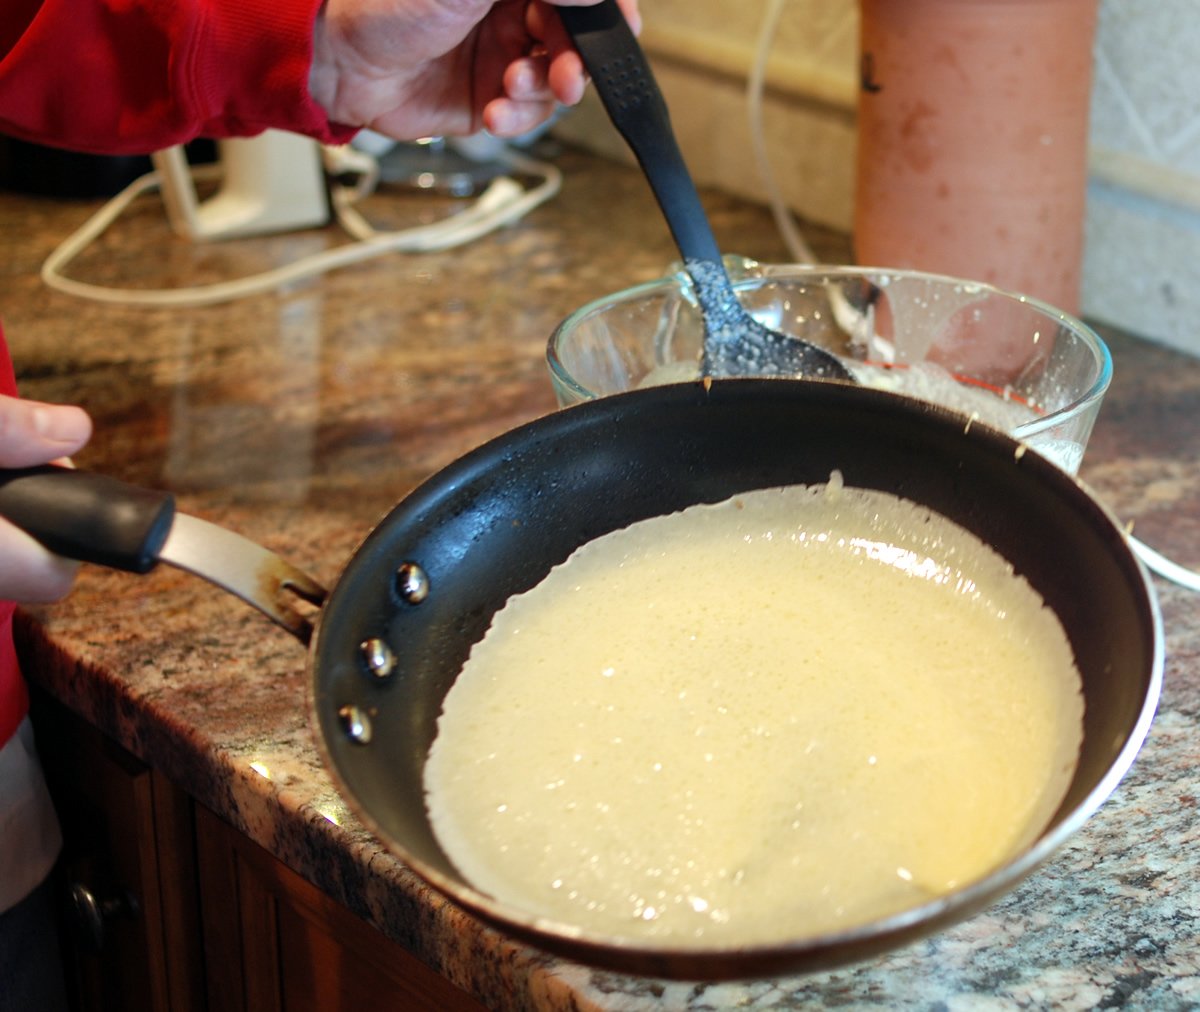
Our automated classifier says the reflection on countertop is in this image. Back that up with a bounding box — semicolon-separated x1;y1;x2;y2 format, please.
3;147;1199;1009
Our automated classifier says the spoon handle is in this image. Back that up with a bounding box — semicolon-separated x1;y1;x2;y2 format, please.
559;1;723;267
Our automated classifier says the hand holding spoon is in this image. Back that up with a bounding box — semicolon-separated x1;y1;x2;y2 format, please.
559;1;855;382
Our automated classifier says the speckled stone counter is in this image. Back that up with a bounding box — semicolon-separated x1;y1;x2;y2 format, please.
2;147;1198;1009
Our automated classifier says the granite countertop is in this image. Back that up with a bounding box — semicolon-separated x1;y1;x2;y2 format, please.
2;147;1198;1009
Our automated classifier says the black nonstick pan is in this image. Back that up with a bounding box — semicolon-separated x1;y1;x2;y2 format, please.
0;380;1163;980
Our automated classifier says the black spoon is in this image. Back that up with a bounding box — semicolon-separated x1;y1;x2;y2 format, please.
559;0;855;382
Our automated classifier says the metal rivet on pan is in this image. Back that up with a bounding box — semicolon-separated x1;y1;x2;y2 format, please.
395;562;430;604
360;637;396;680
338;704;372;745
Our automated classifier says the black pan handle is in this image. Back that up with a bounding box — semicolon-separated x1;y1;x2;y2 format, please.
559;0;723;266
0;465;173;574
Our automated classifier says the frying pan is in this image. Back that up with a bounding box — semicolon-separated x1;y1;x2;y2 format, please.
0;380;1162;980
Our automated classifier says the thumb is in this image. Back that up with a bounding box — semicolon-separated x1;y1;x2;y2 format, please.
0;395;92;468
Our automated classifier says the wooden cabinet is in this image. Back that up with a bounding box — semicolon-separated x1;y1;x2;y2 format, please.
32;693;205;1012
31;695;484;1012
194;807;483;1012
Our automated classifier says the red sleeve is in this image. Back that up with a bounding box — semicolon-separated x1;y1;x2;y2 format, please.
0;325;15;399
0;0;357;155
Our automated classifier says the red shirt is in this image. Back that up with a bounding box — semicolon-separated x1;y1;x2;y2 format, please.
0;0;355;155
0;0;356;747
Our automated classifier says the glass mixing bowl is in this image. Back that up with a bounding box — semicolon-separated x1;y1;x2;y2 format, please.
547;262;1112;475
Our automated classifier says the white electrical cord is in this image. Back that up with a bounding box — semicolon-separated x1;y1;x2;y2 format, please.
747;0;815;266
40;144;561;309
1131;536;1200;592
747;0;1198;592
327;144;558;246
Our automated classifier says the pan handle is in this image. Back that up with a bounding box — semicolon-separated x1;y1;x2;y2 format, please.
0;465;173;572
0;465;327;645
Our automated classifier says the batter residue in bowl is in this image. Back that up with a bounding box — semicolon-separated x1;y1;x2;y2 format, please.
424;477;1083;946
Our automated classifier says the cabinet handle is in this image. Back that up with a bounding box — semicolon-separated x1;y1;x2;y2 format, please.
69;882;140;953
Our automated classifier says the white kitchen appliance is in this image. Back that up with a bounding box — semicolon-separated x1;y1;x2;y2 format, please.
152;129;329;241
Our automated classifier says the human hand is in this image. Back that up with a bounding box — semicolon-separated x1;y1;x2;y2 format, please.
310;0;641;140
0;396;92;603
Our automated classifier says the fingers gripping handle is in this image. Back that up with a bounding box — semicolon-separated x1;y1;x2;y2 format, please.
0;466;174;574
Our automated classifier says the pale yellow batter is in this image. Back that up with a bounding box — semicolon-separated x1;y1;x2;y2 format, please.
424;477;1083;946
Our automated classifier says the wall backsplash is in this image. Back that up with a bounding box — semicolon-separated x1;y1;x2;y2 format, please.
552;0;860;242
1084;0;1200;357
552;0;1200;356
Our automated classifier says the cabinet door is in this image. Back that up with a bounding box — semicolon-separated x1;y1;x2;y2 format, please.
194;805;486;1012
31;695;205;1012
